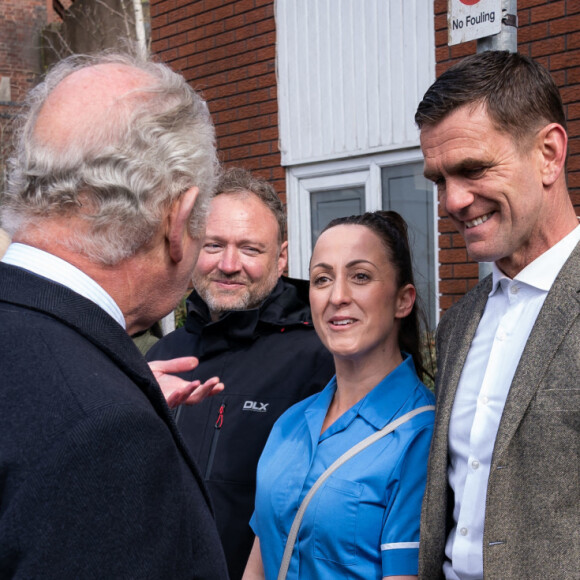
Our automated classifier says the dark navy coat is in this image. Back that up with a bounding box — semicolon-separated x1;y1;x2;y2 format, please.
0;262;228;579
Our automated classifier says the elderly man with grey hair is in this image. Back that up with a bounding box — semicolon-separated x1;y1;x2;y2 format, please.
0;52;228;578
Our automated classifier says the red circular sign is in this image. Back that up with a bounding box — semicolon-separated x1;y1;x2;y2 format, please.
459;0;481;4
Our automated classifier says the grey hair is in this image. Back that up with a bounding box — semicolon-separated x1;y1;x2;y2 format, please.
1;51;219;265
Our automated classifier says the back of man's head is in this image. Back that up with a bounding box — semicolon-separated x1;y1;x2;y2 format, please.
2;52;218;266
415;50;566;147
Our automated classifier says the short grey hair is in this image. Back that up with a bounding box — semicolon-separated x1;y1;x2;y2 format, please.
1;52;219;265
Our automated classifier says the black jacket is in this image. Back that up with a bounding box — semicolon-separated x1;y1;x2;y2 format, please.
147;277;335;579
0;263;228;579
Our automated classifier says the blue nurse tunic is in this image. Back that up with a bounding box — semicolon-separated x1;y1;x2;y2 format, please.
250;353;435;579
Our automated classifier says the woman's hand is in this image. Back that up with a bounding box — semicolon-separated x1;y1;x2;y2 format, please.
148;356;224;408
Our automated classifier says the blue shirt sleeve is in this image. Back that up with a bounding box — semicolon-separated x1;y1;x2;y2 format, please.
380;420;434;576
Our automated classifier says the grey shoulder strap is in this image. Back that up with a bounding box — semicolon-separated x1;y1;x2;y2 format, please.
277;404;435;580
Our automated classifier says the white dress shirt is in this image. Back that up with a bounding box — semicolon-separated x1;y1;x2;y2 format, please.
2;243;126;329
444;225;580;580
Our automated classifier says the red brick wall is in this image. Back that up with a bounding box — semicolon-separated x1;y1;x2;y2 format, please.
434;0;580;310
0;1;47;100
150;0;283;199
150;1;579;312
0;0;49;181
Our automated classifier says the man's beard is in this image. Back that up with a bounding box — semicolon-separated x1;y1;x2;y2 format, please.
193;270;279;317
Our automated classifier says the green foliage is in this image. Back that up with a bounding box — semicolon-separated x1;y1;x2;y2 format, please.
421;330;437;393
174;293;189;329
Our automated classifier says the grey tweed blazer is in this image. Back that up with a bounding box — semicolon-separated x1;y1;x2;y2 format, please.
419;241;580;580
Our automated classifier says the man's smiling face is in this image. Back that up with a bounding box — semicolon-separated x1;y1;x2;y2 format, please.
192;191;287;320
420;103;549;278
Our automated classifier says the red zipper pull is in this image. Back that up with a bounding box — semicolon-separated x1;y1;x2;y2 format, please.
215;403;226;429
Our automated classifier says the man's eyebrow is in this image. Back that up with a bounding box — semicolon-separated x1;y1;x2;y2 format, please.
204;235;267;249
424;157;492;180
423;168;441;182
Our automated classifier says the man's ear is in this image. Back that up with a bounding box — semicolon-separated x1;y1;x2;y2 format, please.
538;123;568;187
278;240;289;277
167;186;199;264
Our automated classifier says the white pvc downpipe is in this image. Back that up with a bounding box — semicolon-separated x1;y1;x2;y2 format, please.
132;0;147;57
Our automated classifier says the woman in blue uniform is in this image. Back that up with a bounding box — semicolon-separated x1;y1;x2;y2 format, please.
243;211;435;580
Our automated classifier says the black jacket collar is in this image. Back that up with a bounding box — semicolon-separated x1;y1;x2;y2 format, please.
184;277;313;357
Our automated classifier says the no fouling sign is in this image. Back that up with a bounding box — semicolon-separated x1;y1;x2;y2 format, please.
448;0;502;46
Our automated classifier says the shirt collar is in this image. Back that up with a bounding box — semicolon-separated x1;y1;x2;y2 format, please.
357;353;422;430
490;224;580;296
308;354;422;435
2;243;126;328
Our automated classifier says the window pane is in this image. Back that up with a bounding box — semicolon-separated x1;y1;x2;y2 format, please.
310;188;365;247
381;164;435;329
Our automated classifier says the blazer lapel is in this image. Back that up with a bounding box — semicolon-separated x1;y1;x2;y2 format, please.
420;277;491;572
436;277;491;424
493;242;580;460
429;280;490;502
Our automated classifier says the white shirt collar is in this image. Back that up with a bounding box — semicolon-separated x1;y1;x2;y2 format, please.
2;243;126;329
490;224;580;296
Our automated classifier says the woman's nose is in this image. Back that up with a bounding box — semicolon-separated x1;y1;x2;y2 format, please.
329;276;351;306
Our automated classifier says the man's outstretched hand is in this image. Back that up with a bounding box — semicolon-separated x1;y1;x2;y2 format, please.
148;357;224;409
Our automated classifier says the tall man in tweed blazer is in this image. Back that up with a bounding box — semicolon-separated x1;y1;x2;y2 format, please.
415;51;579;579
